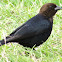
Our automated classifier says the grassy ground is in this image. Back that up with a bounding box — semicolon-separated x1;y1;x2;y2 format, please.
0;0;62;62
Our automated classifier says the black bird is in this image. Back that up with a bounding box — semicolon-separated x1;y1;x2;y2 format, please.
0;3;62;48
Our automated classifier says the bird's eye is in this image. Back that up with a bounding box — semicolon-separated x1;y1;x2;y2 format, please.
49;6;52;8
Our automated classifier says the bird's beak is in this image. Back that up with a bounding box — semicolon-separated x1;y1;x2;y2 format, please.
55;5;62;10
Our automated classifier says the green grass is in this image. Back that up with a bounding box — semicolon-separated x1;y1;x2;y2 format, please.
0;0;62;62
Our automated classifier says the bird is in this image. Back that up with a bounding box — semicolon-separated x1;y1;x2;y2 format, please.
0;3;62;48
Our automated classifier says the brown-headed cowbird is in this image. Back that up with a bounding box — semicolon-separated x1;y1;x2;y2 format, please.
0;3;62;48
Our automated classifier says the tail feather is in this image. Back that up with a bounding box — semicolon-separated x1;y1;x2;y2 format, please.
0;40;6;46
0;36;19;46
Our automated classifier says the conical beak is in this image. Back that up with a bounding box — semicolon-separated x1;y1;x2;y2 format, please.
55;5;62;10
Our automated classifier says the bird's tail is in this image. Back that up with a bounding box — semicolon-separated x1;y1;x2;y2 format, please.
0;36;19;46
0;36;12;46
0;39;7;46
0;38;14;46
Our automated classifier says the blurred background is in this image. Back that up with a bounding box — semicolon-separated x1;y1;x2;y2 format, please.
0;0;62;62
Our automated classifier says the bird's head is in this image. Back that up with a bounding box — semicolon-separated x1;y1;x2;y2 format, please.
39;3;62;18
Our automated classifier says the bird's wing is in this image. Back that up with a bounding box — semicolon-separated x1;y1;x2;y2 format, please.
14;18;50;39
8;14;51;41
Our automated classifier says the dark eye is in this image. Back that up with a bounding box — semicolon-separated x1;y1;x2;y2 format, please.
49;6;52;8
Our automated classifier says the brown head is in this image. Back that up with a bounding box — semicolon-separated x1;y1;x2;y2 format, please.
39;3;62;18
